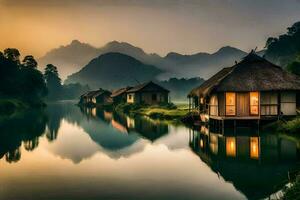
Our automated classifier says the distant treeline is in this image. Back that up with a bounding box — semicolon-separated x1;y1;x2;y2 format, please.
159;77;204;101
44;63;90;101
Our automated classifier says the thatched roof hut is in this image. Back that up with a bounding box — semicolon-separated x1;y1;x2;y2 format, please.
188;52;300;120
189;52;300;98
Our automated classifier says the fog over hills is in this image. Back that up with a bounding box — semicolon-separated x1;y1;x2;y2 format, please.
65;53;162;89
38;40;248;80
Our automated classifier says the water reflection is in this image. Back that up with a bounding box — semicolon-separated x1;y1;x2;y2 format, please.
80;106;169;143
0;102;299;200
190;125;300;199
0;109;47;163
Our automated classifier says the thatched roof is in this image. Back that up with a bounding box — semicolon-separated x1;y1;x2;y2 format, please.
111;87;132;98
127;81;169;93
83;88;111;98
189;52;300;97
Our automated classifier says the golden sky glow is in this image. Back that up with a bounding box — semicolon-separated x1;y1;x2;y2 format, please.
1;0;300;58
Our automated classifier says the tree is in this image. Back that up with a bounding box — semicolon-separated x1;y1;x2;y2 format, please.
287;61;300;76
265;21;300;66
0;48;47;104
22;55;38;68
44;64;62;100
3;48;20;64
287;21;300;35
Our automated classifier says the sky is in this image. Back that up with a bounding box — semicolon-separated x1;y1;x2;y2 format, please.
1;0;300;57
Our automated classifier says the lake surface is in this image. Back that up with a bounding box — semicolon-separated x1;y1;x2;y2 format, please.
0;102;299;200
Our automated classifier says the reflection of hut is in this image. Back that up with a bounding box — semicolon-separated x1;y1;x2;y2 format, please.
111;120;128;133
111;112;169;142
188;52;300;122
131;117;169;142
190;126;300;199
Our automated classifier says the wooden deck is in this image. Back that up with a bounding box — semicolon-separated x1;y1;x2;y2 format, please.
209;115;279;121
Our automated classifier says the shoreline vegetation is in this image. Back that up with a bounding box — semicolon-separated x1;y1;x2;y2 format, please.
263;116;300;136
80;102;189;122
115;103;189;121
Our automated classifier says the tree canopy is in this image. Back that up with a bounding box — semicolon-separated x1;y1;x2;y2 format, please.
265;21;300;66
0;48;47;105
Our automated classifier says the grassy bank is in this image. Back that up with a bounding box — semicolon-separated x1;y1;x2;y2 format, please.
263;117;300;136
115;103;189;121
283;174;300;200
0;98;29;118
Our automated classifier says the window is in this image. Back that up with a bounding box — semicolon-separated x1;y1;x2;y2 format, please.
250;92;259;115
152;94;157;101
128;94;132;100
261;92;278;115
226;92;236;116
209;95;218;116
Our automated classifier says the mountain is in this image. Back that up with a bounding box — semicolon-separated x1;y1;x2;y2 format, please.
39;40;248;80
163;46;247;79
38;40;100;80
65;53;162;89
38;40;162;80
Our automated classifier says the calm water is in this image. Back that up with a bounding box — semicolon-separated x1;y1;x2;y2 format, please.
0;102;299;200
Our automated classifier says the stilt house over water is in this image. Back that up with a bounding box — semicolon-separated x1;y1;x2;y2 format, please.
188;52;300;122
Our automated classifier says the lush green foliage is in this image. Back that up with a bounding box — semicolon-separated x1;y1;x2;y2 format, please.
265;21;300;66
283;175;300;200
286;55;300;76
281;117;300;134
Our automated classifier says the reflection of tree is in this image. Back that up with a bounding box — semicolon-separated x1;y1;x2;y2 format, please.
45;104;64;142
5;148;21;163
0;109;47;163
24;137;39;151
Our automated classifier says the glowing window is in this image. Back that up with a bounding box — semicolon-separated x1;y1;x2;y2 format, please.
250;92;259;115
250;137;259;159
200;139;204;148
226;92;236;116
226;137;236;157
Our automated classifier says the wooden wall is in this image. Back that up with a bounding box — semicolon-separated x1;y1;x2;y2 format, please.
127;92;168;105
281;91;296;116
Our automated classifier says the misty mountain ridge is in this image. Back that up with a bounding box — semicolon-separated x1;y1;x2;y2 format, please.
65;52;162;89
38;40;249;80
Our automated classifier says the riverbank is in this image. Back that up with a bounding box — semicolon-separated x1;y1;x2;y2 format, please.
114;103;189;121
263;117;300;137
282;173;300;200
0;98;45;120
0;98;28;117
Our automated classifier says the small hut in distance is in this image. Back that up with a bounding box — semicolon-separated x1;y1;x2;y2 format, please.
111;87;132;104
80;88;112;105
188;52;300;122
126;81;169;105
